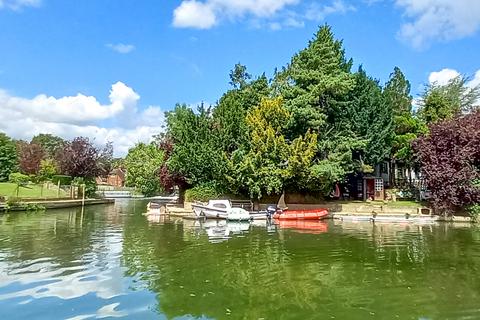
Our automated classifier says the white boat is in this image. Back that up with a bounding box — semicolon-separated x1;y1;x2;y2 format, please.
192;200;251;221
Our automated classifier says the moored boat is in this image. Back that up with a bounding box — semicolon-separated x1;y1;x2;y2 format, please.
273;208;329;220
192;200;252;221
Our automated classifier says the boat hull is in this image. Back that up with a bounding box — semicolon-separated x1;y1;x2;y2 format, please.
273;208;329;220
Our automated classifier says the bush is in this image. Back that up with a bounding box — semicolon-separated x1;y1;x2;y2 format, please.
467;204;480;222
51;175;73;185
38;159;58;181
8;172;30;185
185;183;222;202
72;177;97;198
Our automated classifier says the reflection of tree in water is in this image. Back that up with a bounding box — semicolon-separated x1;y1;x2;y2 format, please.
0;205;121;269
122;218;480;320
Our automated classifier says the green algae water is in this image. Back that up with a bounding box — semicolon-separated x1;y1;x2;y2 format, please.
1;200;480;320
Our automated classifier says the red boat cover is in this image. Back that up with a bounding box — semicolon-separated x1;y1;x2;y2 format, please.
273;208;329;220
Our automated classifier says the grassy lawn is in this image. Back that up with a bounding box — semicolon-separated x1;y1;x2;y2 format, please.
0;183;67;199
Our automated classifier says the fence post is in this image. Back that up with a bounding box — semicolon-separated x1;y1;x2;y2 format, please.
57;180;61;198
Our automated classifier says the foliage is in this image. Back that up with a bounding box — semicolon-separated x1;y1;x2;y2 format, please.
281;25;355;138
124;142;164;196
31;133;65;159
56;137;100;178
184;183;222;202
384;67;413;117
97;141;114;178
0;133;18;182
8;172;30;185
38;159;58;181
17;142;45;175
467;204;480;222
51;175;73;185
414;111;480;214
213;67;270;154
167;104;225;186
227;98;318;199
72;177;97;198
418;75;480;124
382;66;425;167
347;67;394;166
155;134;187;193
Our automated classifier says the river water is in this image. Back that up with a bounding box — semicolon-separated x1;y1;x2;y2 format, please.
0;199;479;320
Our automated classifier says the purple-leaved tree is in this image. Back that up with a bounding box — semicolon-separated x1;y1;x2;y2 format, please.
414;111;480;214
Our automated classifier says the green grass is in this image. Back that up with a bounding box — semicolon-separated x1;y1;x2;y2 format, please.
0;183;67;199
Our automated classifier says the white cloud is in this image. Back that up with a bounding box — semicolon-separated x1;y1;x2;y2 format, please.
427;68;480;107
172;0;356;30
106;43;136;54
0;83;165;156
395;0;480;48
428;68;460;86
428;68;480;89
173;0;217;29
173;0;299;29
305;0;355;21
0;0;40;10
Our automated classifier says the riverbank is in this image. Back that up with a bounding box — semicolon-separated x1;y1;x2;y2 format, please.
0;198;115;212
163;200;477;223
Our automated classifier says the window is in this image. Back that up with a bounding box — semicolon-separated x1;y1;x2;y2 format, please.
375;178;384;191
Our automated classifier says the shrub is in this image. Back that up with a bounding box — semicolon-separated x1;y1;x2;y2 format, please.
8;172;30;186
467;204;480;222
185;183;222;202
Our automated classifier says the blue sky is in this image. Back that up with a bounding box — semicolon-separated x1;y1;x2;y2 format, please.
0;0;479;155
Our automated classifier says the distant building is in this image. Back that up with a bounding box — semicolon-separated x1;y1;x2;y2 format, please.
96;168;126;188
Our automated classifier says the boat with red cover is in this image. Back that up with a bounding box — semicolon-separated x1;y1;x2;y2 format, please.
273;208;329;220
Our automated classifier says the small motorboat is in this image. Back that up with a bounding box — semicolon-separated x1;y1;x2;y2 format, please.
192;200;253;221
226;208;251;221
273;208;329;220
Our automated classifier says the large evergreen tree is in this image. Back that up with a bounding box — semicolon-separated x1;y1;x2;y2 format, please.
348;67;394;168
282;25;355;139
384;67;425;173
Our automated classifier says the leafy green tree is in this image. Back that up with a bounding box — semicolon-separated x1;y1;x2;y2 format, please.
383;67;427;185
418;75;480;124
166;104;225;186
227;98;318;199
31;134;65;159
214;65;270;153
229;63;251;89
0;133;18;182
124;143;164;196
348;67;394;167
38;159;58;181
281;25;355;138
227;98;291;198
